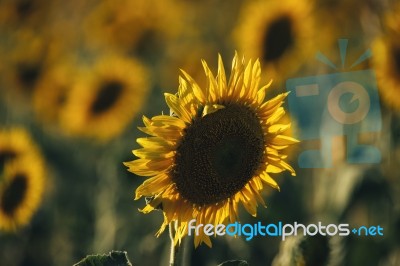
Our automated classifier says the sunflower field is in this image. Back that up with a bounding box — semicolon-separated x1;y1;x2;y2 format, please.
0;0;399;265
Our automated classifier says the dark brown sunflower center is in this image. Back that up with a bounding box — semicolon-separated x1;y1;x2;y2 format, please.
56;87;68;106
392;46;400;75
17;63;41;90
0;150;17;172
91;80;124;115
136;29;159;57
17;0;33;19
263;15;294;62
172;104;265;205
1;173;28;216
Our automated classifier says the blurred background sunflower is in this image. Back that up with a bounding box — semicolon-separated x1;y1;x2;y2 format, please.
0;157;45;232
0;0;399;265
1;30;48;104
59;53;150;142
372;2;400;111
0;128;45;232
32;57;78;127
234;0;315;86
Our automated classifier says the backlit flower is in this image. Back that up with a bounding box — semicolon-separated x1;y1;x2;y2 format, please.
125;53;298;247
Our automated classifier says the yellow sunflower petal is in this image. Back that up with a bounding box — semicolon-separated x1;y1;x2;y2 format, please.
256;79;273;104
135;173;170;199
202;59;219;101
217;54;227;99
259;172;280;190
164;93;192;123
270;135;300;146
259;92;289;114
180;70;206;103
240;189;257;217
202;104;225;117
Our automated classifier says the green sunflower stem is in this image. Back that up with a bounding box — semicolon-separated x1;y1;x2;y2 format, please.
169;222;178;266
169;221;186;266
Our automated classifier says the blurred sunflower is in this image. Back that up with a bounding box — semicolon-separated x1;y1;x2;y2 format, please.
125;53;298;247
0;127;42;171
0;0;48;30
2;30;48;100
0;159;45;231
234;0;314;83
372;5;400;111
160;41;219;93
33;59;78;126
60;54;150;141
84;0;184;54
0;128;45;231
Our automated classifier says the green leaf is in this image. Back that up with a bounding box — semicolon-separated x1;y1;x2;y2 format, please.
73;251;132;266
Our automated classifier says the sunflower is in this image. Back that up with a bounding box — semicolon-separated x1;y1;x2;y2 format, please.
0;159;45;231
0;0;48;30
234;0;314;83
372;5;400;111
2;29;48;101
124;53;298;247
32;58;78;125
60;54;150;141
160;41;219;94
83;0;184;54
0;128;45;231
0;127;41;171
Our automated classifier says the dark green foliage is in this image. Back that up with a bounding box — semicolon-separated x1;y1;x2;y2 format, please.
74;251;132;266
